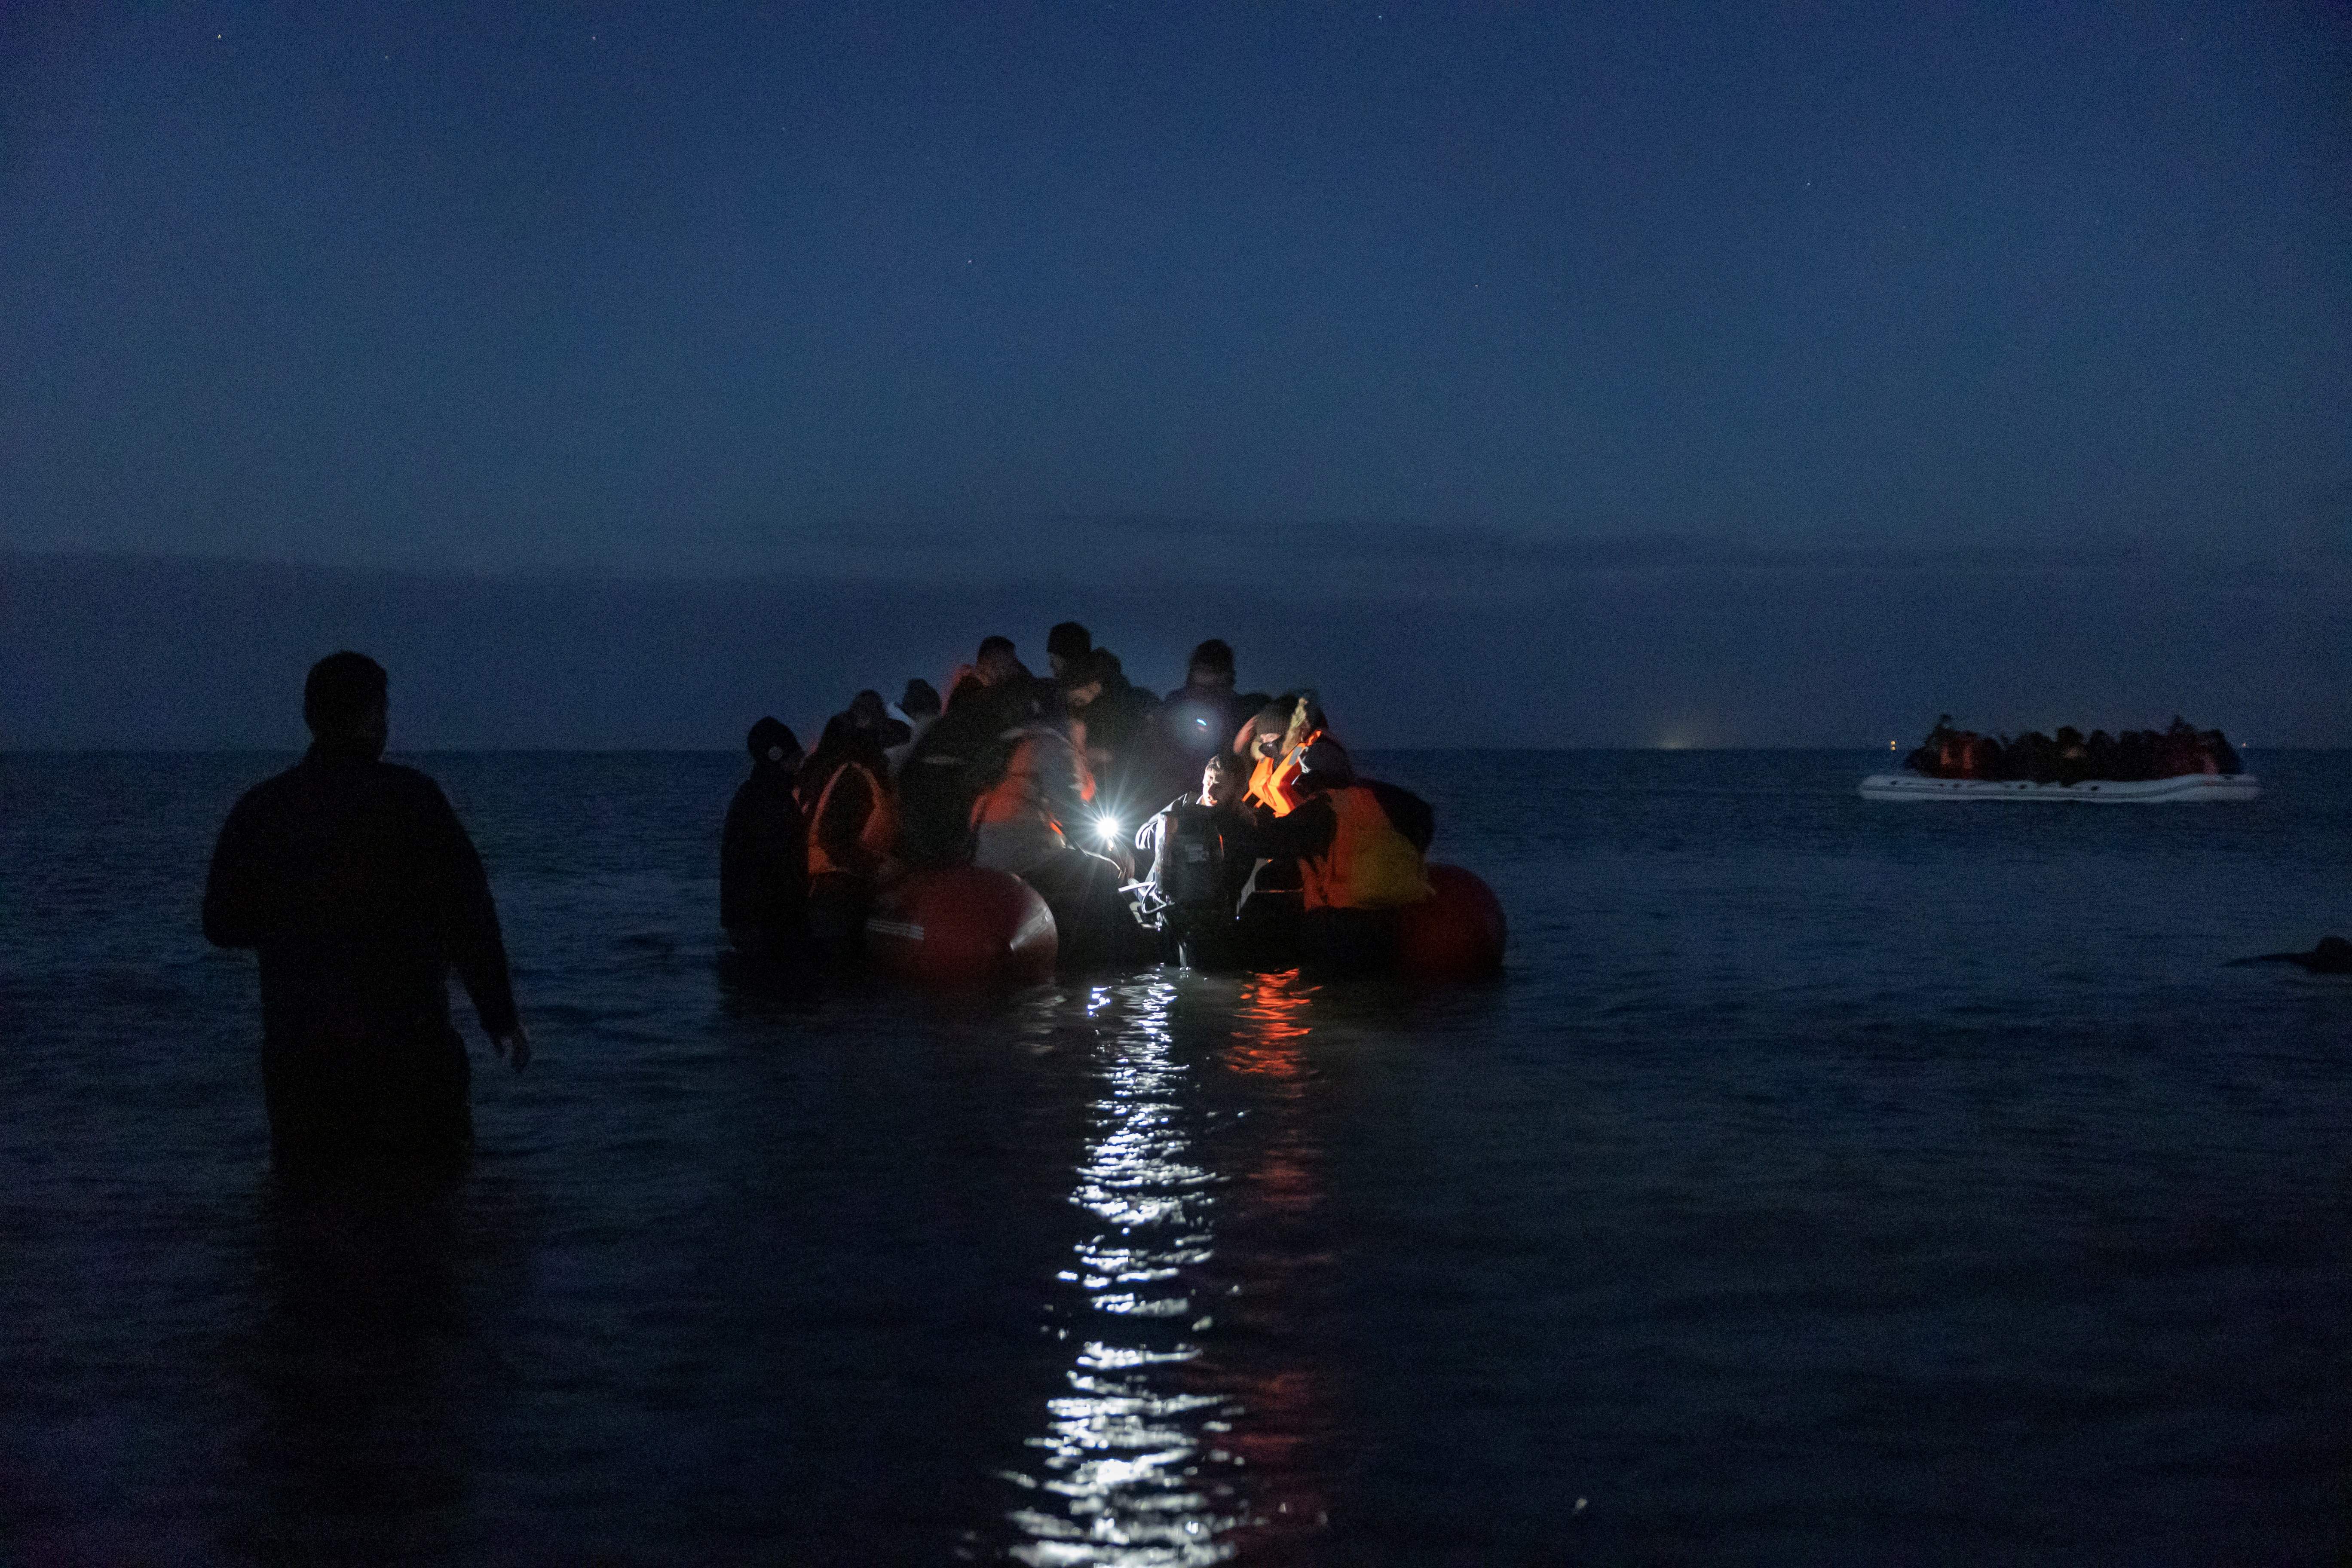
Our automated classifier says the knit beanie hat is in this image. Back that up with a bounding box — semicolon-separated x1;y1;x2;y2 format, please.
747;716;800;766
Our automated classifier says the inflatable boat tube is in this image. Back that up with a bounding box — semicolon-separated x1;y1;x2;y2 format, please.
866;866;1058;987
1859;772;2260;803
1394;864;1506;980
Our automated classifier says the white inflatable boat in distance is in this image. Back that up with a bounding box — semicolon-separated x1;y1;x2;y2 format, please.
1858;772;2261;802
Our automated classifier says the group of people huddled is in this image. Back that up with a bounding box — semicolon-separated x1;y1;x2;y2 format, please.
721;623;1439;974
1902;714;2245;785
192;635;1433;1190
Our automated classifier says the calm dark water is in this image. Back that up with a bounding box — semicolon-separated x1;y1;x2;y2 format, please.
3;750;2347;1565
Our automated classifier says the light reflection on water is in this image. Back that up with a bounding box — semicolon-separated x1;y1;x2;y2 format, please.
1004;971;1333;1565
13;753;2346;1560
1006;974;1231;1565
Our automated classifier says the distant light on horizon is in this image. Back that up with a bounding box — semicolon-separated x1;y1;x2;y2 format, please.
1654;716;1720;750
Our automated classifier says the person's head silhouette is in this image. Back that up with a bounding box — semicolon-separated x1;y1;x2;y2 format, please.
303;652;388;758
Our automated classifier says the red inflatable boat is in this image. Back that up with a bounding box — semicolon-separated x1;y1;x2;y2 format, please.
864;862;1505;987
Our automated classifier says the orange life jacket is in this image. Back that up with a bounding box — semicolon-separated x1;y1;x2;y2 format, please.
1245;729;1322;816
806;761;897;878
971;730;1092;833
1298;785;1433;911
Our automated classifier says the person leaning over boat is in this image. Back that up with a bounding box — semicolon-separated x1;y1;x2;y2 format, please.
893;637;1047;865
202;651;526;1191
1063;646;1165;824
721;717;808;962
894;650;1033;867
969;701;1096;877
968;697;1143;965
1240;740;1434;974
798;710;898;962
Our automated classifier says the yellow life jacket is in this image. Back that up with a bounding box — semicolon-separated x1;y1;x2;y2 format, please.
806;761;897;878
1298;785;1433;910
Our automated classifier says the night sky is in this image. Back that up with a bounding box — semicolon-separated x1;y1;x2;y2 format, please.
3;3;2348;744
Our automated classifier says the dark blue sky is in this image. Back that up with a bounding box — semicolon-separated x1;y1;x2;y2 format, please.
5;1;2347;577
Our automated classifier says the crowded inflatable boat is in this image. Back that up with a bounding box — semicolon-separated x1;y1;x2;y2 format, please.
720;625;1506;986
1860;715;2260;802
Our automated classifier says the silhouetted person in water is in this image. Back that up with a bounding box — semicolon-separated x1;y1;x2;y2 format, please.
720;717;807;962
2228;936;2352;975
203;652;527;1190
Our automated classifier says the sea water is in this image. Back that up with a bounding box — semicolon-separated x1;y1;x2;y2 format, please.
2;750;2346;1564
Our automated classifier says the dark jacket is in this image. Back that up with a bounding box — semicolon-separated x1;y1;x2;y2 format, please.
1073;680;1162;807
202;744;516;1180
1161;685;1267;765
720;763;808;930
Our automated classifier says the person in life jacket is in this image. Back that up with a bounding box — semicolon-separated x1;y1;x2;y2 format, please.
798;712;899;962
2157;715;2242;778
1242;739;1434;974
894;642;1042;868
968;705;1148;968
1902;714;1960;778
1240;694;1331;817
969;707;1096;873
1222;695;1337;965
720;717;808;963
